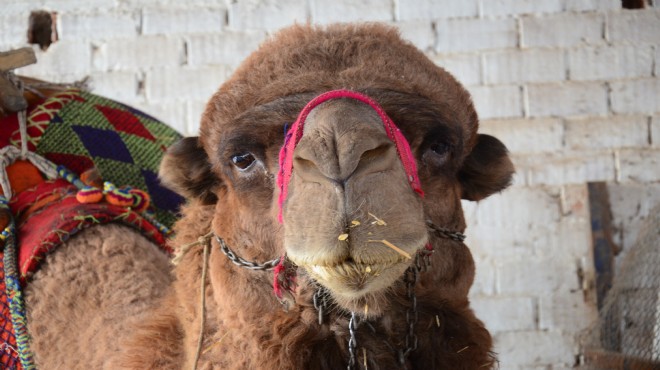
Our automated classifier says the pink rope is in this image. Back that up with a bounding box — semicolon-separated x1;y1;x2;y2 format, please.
276;90;424;223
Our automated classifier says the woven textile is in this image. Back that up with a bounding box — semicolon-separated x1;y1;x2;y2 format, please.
9;179;172;282
1;89;184;228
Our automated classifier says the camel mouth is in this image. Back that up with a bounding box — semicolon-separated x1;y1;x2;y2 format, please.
302;257;411;299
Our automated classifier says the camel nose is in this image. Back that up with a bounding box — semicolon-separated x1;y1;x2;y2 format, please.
292;99;398;186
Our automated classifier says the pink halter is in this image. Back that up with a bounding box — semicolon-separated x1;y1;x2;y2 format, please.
276;90;424;223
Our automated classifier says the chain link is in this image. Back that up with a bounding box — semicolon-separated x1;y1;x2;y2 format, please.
347;312;358;370
313;287;329;325
214;234;280;270
399;258;419;366
426;220;466;242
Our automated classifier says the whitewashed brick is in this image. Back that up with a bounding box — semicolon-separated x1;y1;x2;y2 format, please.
565;115;649;150
608;8;660;45
469;85;523;119
521;13;604;48
539;291;597;333
435;18;518;52
145;66;228;101
483;49;565;84
481;0;563;17
129;101;187;135
22;0;117;14
143;7;225;35
610;78;660;114
565;0;620;11
60;11;139;39
310;0;393;24
0;16;27;49
653;116;660;147
568;45;654;81
186;100;208;135
92;36;185;71
228;0;307;31
517;151;616;185
431;53;482;86
479;118;563;153
468;223;542;259
618;149;660;183
397;0;478;20
395;21;434;51
472;297;536;332
466;187;560;229
88;71;139;102
497;255;580;295
186;31;266;67
17;42;91;81
0;2;36;17
527;82;608;117
469;258;496;296
494;331;575;367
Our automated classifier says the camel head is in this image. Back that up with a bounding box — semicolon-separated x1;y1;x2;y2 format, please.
160;24;514;316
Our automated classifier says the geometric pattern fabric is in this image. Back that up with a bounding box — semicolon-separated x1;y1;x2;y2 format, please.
7;89;184;228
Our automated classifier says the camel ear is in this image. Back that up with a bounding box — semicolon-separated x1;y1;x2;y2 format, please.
159;136;219;205
458;134;514;201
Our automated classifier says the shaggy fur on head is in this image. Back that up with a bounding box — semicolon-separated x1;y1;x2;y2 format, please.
124;23;515;369
25;224;172;369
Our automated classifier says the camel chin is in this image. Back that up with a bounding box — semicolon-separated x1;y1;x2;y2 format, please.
290;236;427;316
306;259;410;316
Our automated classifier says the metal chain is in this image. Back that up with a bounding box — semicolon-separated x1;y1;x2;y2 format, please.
399;259;419;366
214;234;280;271
426;220;466;242
313;286;329;325
347;312;358;370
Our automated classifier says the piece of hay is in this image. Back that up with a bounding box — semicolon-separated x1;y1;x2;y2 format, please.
367;239;411;259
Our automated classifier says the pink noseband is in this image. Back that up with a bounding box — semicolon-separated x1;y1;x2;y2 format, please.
276;90;424;223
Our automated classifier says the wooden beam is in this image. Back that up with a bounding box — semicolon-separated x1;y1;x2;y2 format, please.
0;47;37;71
587;182;617;309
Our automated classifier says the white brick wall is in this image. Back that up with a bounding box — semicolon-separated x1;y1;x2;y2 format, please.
607;8;660;45
527;82;608;117
435;18;518;52
142;7;226;35
568;45;654;81
3;2;659;369
228;0;307;31
482;49;566;84
610;78;660;114
397;0;478;20
521;12;605;48
564;115;650;150
468;85;523;119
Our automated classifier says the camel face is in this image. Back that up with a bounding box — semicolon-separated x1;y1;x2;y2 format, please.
160;24;514;319
283;98;427;307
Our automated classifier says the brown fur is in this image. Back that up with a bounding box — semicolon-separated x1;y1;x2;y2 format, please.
25;224;172;369
121;24;514;369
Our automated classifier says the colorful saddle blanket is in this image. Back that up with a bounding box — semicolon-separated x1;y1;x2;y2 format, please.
0;89;184;369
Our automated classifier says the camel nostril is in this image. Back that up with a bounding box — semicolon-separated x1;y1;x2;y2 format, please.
353;142;397;178
358;144;392;167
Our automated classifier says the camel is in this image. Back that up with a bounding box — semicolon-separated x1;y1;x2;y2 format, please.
3;23;514;369
120;24;514;369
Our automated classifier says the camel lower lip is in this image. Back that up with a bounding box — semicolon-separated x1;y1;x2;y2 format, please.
305;260;403;292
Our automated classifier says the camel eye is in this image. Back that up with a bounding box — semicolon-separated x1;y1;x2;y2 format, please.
231;153;256;170
430;143;450;155
422;142;451;167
